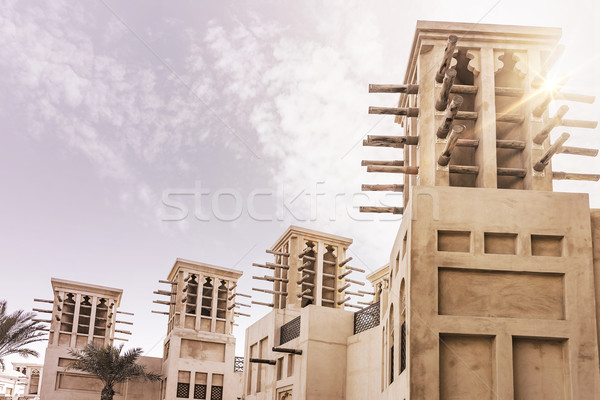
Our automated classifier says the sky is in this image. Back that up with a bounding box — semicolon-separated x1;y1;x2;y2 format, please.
1;0;599;363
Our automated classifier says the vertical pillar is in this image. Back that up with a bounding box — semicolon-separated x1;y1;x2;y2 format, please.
417;44;438;187
496;333;514;400
315;240;325;306
70;293;82;348
88;295;98;344
471;47;499;188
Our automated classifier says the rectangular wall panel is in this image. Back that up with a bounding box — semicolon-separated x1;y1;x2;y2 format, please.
440;335;494;400
439;268;564;319
513;338;568;400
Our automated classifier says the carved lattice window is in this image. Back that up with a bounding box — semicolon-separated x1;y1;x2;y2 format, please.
201;278;213;317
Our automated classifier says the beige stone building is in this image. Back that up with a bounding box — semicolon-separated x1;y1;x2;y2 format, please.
33;19;600;400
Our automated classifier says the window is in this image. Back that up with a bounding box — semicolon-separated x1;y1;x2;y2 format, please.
194;372;207;399
210;374;223;400
400;322;406;373
287;354;294;377
277;357;284;380
177;371;190;398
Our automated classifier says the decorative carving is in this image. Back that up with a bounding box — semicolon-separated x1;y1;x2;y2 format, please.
466;50;481;76
512;51;528;79
494;51;505;74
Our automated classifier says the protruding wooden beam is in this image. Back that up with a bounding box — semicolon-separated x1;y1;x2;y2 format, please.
361;184;404;192
253;288;287;296
369;84;419;94
361;160;404;167
437;95;463;139
453;85;478;95
33;299;54;304
497;113;525;124
158;280;177;285
344;279;365;286
153;300;174;306
552;172;600;181
560;119;598;129
455;111;478;120
449;165;479;175
153;290;173;296
298;247;313;258
366;165;419;175
296;275;312;285
495;87;524;97
456;139;479;148
32;308;52;314
234;311;251;317
151;310;169;315
555;92;595;104
533;105;569;144
497;167;527;177
117;311;134;316
346;266;366;273
228;283;237;291
297;289;312;298
338;257;352;267
359;206;404;214
436;69;457;111
346;291;365;298
115;329;132;335
438;125;465;166
436;35;458;83
251;301;275;307
266;262;289;270
338;283;351;293
366;135;419;146
116;320;133;325
559;146;599;157
253;275;289;283
114;337;129;342
358;301;373;306
266;250;290;257
252;263;274;270
337;297;351;305
534;133;570;172
368;107;420;117
497;140;526;150
32;318;51;323
339;270;352;279
272;347;303;355
249;358;276;365
345;304;364;310
358;290;375;295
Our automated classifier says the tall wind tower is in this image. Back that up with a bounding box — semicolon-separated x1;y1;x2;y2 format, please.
361;21;600;400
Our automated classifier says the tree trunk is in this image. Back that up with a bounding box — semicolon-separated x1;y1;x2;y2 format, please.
101;385;115;400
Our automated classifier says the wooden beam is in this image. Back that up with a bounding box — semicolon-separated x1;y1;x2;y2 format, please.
437;95;463;139
368;107;419;117
366;135;419;146
449;165;479;175
533;105;569;144
153;300;174;306
495;87;524;97
561;119;598;129
272;347;303;355
151;311;169;315
117;310;134;316
358;290;375;295
249;358;276;365
252;288;287;296
497;167;527;177
251;301;274;307
359;206;404;214
436;68;457;111
369;84;419;94
552;172;600;181
497;113;525;124
116;320;133;325
366;165;419;175
436;35;458;83
266;250;290;257
534;133;570;172
153;290;173;296
337;297;351;305
32;308;52;314
253;275;289;283
234;311;251;317
346;266;366;273
338;283;351;293
497;140;526;150
456;139;480;148
158;280;177;285
33;299;54;304
361;160;404;167
559;146;598;157
344;279;365;286
452;85;478;95
266;262;289;270
438;125;465;166
362;184;404;192
338;257;352;267
345;304;364;310
555;92;595;104
362;139;403;149
455;111;478;120
252;263;274;270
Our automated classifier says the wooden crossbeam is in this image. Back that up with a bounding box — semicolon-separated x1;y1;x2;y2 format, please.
559;146;598;157
436;69;457;111
272;347;303;355
449;165;479;175
251;301;274;307
438;125;465;166
366;135;419;146
534;133;570;172
369;84;419;94
552;172;600;181
361;160;404;167
555;92;595;104
368;107;420;117
497;167;527;177
437;95;463;138
560;119;598;129
533;105;570;145
497;140;526;150
361;184;404;192
359;206;404;214
436;35;458;83
366;165;419;175
266;250;290;257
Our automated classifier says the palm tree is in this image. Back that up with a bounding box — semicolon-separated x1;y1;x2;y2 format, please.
0;300;46;370
68;343;161;400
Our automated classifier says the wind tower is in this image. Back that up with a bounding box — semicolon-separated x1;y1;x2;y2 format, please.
35;278;138;399
360;21;600;400
151;258;244;400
